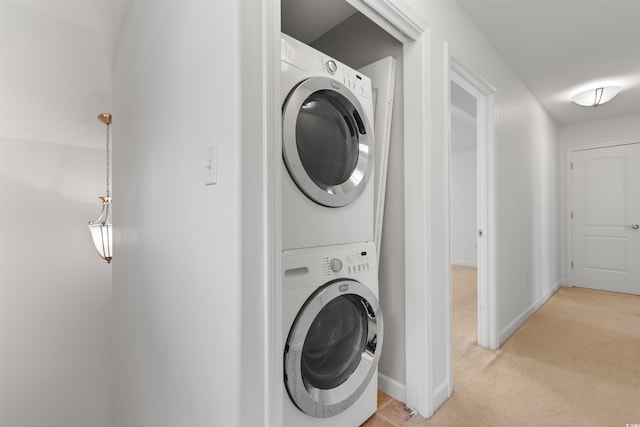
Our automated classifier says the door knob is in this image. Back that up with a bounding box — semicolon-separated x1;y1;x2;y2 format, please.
627;224;640;230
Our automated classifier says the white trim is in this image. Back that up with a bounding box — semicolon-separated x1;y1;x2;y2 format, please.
345;0;426;42
403;29;433;418
377;373;406;403
498;281;560;346
442;44;453;403
433;380;450;411
451;260;478;268
566;148;574;286
570;137;640;152
265;1;282;426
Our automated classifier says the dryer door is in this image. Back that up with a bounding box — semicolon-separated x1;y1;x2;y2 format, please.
284;279;383;418
282;76;373;207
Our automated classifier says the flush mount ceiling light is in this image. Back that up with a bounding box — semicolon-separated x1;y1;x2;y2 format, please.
87;113;113;264
570;86;622;107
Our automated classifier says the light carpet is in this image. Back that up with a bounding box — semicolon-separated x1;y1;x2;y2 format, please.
405;266;640;427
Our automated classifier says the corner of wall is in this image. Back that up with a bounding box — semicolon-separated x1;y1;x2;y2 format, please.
498;280;560;346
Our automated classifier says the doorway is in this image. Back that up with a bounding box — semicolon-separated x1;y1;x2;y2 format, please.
267;0;434;422
280;2;406;402
448;57;498;356
569;141;640;295
449;79;480;374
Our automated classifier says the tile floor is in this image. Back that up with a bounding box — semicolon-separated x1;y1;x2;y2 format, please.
360;390;415;426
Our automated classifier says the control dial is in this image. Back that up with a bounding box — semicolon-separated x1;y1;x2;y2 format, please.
326;59;337;74
329;258;343;273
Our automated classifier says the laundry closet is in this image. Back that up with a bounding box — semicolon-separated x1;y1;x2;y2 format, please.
280;0;406;424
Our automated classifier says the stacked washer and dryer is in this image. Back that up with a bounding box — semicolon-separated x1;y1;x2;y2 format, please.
280;33;383;427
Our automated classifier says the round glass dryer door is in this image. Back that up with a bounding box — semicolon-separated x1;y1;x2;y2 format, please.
284;280;383;418
282;76;373;207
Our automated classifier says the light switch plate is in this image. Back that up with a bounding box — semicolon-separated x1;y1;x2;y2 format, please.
205;145;217;185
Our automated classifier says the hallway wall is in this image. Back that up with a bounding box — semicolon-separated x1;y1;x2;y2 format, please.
112;1;243;426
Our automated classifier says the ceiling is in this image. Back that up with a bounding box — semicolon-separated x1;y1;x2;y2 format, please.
456;0;640;126
281;0;357;44
4;0;638;148
282;0;640;127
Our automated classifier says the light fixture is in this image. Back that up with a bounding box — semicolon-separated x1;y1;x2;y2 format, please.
87;113;113;264
570;86;622;107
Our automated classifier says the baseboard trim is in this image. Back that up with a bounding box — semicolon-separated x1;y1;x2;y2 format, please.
451;260;477;268
432;379;451;414
499;281;561;346
378;373;406;403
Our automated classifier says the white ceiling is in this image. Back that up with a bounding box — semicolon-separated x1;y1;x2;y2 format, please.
283;0;640;126
456;0;640;126
4;0;637;149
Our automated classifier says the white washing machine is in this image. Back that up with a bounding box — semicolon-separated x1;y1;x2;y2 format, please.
282;242;383;427
281;33;375;251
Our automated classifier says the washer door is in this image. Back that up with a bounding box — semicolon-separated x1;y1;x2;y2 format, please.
282;76;373;207
284;280;383;418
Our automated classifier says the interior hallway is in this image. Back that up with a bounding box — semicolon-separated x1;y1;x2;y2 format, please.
364;266;640;426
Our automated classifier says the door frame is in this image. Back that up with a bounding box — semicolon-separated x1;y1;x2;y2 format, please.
446;53;498;351
566;138;640;287
263;0;435;423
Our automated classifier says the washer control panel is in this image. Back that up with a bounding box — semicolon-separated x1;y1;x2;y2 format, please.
329;258;343;272
321;248;372;277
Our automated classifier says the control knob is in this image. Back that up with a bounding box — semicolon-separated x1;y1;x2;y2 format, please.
329;258;343;273
326;59;337;74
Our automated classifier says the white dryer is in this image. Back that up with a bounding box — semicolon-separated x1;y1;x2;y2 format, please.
281;33;375;251
282;242;383;427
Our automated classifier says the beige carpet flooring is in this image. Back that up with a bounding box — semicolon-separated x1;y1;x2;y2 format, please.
403;266;640;427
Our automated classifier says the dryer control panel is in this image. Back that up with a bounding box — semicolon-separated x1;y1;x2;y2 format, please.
320;55;368;97
281;32;372;100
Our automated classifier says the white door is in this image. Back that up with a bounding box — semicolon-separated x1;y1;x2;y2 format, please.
571;142;640;295
358;57;397;260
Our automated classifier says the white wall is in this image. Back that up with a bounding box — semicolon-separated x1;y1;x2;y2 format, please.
112;1;244;426
451;149;477;267
558;113;640;281
312;12;407;398
0;139;112;427
0;2;112;426
402;0;560;403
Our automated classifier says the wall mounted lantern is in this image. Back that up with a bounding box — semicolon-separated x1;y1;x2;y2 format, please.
87;113;113;264
570;86;622;107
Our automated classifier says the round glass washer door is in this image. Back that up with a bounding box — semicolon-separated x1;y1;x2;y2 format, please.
282;76;373;207
284;280;383;418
